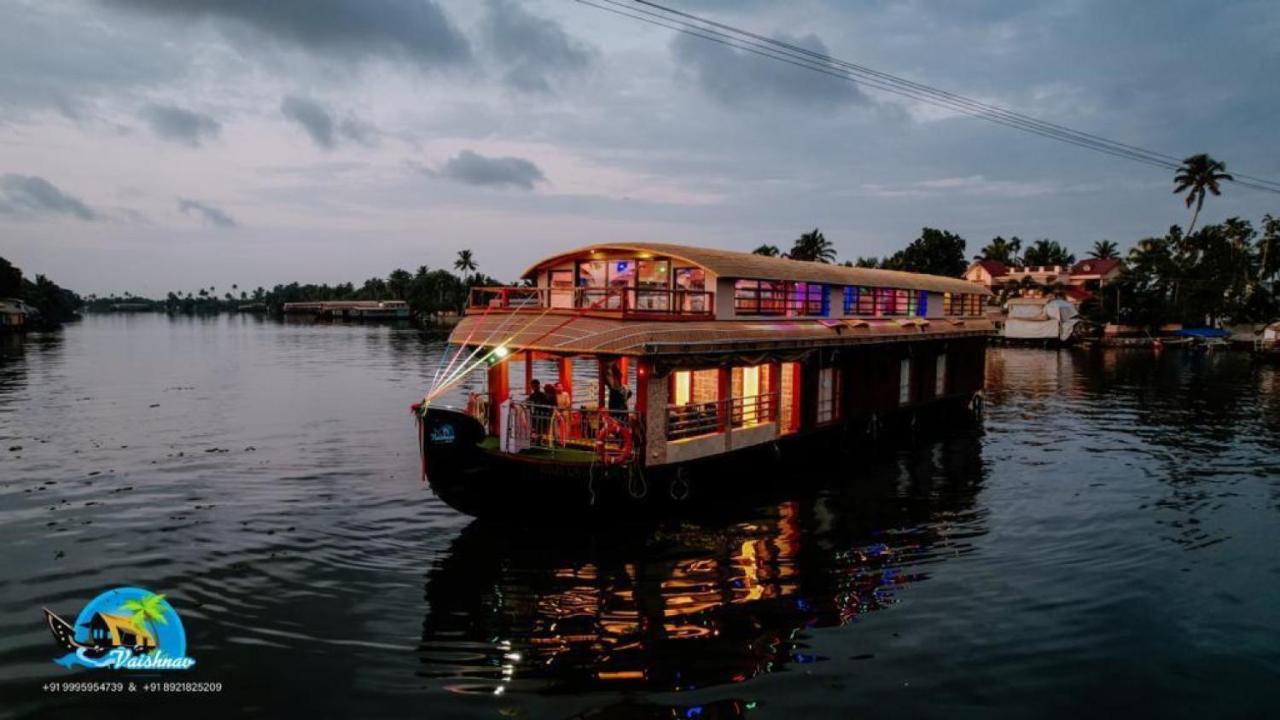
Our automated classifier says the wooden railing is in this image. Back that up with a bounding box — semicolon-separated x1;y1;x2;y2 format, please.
468;286;715;319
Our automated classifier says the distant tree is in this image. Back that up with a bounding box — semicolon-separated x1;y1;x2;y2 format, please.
1089;240;1120;259
881;227;967;277
788;229;836;263
1258;214;1280;285
0;257;24;298
1022;239;1075;267
387;268;413;300
752;244;781;257
853;256;880;268
975;236;1022;265
454;249;478;282
1173;153;1233;235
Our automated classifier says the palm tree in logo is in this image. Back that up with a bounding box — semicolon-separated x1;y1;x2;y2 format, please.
121;593;169;650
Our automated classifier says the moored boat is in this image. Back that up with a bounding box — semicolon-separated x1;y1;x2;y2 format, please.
413;242;993;518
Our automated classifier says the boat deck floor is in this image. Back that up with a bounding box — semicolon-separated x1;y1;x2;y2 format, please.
478;436;600;463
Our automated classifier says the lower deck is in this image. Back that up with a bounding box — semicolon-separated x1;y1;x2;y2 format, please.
459;336;987;468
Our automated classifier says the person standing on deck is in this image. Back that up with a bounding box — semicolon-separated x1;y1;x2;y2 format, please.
605;363;631;416
527;379;550;443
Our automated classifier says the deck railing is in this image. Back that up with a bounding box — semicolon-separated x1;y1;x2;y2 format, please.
666;392;779;441
468;286;715;319
504;400;643;461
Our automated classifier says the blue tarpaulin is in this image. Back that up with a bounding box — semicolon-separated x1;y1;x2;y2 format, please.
1174;328;1231;338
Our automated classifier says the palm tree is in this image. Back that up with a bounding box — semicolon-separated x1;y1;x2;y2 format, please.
1173;154;1233;235
976;236;1022;265
752;244;781;257
121;593;169;648
1089;240;1119;259
788;228;836;263
454;249;477;283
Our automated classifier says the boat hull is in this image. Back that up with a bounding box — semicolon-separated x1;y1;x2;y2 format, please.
420;398;978;520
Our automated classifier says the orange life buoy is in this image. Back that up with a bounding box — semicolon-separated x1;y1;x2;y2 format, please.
595;414;634;465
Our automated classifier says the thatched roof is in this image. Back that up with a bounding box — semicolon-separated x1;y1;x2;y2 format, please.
449;312;994;356
522;241;988;296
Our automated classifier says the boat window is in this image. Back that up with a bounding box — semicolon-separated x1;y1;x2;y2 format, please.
634;259;671;312
875;287;896;315
549;269;574;309
735;279;782;315
730;364;775;427
668;368;722;440
816;366;840;424
935;354;947;396
779;362;800;434
965;294;983;315
674;267;707;314
899;358;912;405
897;289;913;316
789;282;827;316
943;292;953;314
917;290;929;317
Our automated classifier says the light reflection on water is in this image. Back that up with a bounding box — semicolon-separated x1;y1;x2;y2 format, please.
1;315;1278;719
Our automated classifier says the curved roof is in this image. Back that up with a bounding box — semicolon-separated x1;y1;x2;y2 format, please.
522;242;989;296
449;312;993;356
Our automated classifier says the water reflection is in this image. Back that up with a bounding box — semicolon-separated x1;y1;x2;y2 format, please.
418;435;987;695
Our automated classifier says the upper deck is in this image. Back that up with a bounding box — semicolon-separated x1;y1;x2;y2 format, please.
454;242;993;355
466;242;988;321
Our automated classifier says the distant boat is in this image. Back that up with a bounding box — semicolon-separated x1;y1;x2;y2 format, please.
1000;297;1080;345
282;300;410;320
0;297;36;331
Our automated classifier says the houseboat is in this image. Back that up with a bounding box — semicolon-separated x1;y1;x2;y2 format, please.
281;300;410;320
414;242;993;517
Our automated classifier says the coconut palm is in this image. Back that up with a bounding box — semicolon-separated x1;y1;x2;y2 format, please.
788;228;836;263
752;244;781;257
1089;240;1119;260
454;249;477;284
1173;154;1233;235
976;236;1022;265
121;593;169;648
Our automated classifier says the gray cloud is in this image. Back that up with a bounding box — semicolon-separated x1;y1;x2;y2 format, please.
481;0;594;92
672;31;867;108
280;96;335;148
105;0;470;67
142;104;221;146
436;150;546;190
0;174;96;220
178;198;236;227
280;96;376;149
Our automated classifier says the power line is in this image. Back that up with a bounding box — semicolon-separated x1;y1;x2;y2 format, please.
573;0;1280;195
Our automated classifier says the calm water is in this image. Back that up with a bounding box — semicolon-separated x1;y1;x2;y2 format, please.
2;314;1278;719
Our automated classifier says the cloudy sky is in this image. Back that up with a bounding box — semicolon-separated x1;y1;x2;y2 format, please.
2;0;1278;296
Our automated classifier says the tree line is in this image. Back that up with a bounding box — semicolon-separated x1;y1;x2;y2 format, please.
0;256;81;325
82;250;498;321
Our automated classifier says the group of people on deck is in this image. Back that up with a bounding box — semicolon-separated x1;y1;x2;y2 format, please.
524;362;631;445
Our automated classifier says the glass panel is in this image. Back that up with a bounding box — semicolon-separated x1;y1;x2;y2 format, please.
577;260;608;309
674;267;707;313
607;260;633;310
550;269;574;309
634;259;670;311
780;362;799;434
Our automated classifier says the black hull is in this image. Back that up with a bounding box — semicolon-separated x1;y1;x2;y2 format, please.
421;397;979;520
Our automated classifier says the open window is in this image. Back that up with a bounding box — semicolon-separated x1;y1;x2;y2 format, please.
668;368;721;440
